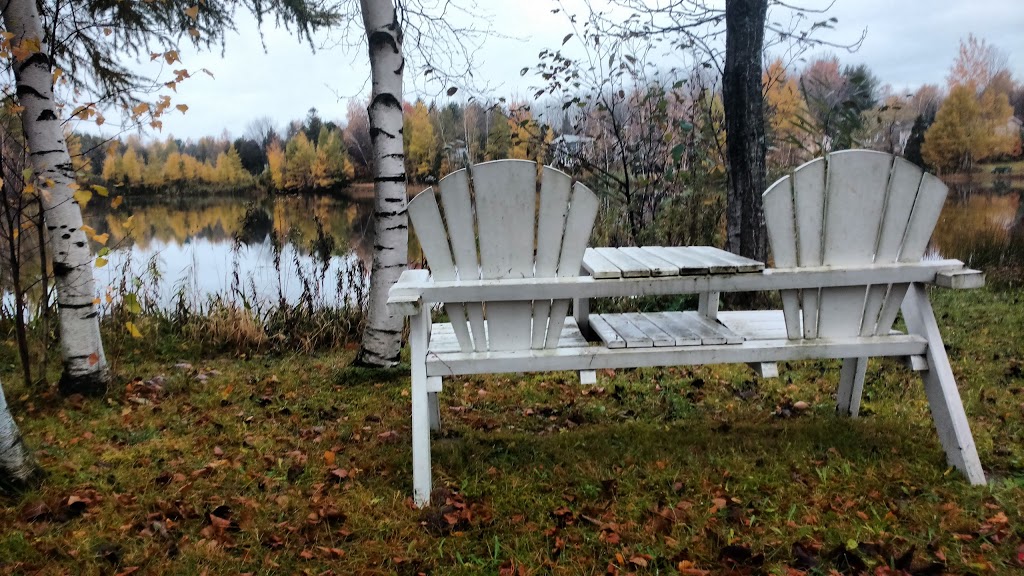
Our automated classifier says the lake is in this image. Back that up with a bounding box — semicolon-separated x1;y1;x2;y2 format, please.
2;178;1022;315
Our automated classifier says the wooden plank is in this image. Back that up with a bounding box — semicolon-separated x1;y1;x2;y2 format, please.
690;313;744;344
663;246;733;273
589;314;626;349
642;312;702;345
792;157;826;338
602;313;654;347
621;313;674;346
388;259;970;304
818;151;894;338
583;248;622;279
620;247;679;277
547;182;601;348
425;334;930;377
407;188;473;352
718;310;790;341
472;160;537;351
686;246;764;272
874;172;951;336
438;169;487;351
667;311;726;345
532;166;573;348
594;247;650;278
762;174;802;339
935;269;985;289
640;246;711;275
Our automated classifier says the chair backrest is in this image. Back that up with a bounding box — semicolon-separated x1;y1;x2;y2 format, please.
762;150;948;340
408;159;599;352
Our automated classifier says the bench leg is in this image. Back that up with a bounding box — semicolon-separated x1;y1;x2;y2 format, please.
427;377;443;431
837;357;868;417
411;308;434;507
698;291;720;321
573;296;591;340
901;283;985;485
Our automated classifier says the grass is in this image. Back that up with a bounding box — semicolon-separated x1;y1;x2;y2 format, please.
1;286;1024;574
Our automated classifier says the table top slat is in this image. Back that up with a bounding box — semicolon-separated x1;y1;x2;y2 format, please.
619;247;679;277
583;248;622;279
594;247;651;278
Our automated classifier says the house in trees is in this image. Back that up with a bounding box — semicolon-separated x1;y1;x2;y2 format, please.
550;134;594;171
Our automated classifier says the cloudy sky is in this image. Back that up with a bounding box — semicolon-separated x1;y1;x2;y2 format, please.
85;0;1024;141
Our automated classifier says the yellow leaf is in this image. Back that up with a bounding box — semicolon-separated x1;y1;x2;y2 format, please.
123;215;135;228
88;352;100;366
95;257;108;268
103;27;112;36
93;297;101;305
150;120;163;130
164;50;179;65
94;233;110;245
95;113;105;126
324;451;336;466
80;224;96;238
111;195;123;209
176;104;189;114
150;52;161;61
188;28;200;40
125;321;143;339
92;184;108;197
52;68;63;83
131;102;150;116
73;189;92;207
185;5;200;20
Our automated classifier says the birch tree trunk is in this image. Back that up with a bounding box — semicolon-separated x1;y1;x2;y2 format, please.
356;0;408;367
723;0;768;263
0;376;40;491
3;0;110;395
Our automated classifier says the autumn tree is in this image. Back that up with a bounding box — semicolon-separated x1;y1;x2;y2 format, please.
763;58;809;167
923;36;1016;172
404;100;435;182
484;108;511;161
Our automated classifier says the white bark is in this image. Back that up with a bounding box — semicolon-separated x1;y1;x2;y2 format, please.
0;375;39;490
357;0;408;367
2;0;110;394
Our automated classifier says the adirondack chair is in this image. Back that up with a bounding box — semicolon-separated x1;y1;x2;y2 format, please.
391;152;985;507
404;159;599;503
760;149;985;484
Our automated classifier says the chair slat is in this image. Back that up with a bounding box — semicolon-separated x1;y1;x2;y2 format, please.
547;181;599;348
472;160;537;351
641;312;702;345
533;167;573;348
792;158;826;338
762;174;802;339
817;151;893;338
861;158;924;335
408;188;473;351
439;169;488;351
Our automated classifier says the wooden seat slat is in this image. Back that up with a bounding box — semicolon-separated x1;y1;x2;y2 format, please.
639;246;711;274
622;312;676;346
618;247;679;276
599;313;654;347
583;248;623;279
589;314;626;348
594;247;651;277
641;312;702;345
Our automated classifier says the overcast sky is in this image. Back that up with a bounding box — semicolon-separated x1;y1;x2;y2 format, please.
86;0;1024;142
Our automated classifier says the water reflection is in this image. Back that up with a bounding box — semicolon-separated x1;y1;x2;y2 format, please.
932;176;1024;268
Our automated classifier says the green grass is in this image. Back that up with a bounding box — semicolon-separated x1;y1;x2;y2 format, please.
1;286;1024;574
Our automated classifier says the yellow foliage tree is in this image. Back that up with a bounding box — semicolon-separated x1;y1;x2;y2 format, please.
763;58;809;167
922;84;1015;172
404;100;434;182
312;127;354;189
284;132;317;189
163;151;184;182
267;141;285;189
101;148;122;183
121;147;143;185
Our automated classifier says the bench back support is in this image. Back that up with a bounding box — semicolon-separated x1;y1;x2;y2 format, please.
408;160;598;352
763;150;948;340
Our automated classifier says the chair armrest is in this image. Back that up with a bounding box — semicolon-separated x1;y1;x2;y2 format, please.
387;269;431;316
933;268;985;289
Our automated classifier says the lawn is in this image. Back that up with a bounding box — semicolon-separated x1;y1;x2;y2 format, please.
1;286;1023;575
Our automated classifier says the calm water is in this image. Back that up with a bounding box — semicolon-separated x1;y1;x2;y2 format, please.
2;179;1022;314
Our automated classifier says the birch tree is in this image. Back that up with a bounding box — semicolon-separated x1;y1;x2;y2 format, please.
0;0;336;394
353;1;488;367
0;376;40;491
3;0;110;394
356;0;408;367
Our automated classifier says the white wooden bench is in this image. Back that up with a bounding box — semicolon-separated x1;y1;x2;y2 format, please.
388;152;986;507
